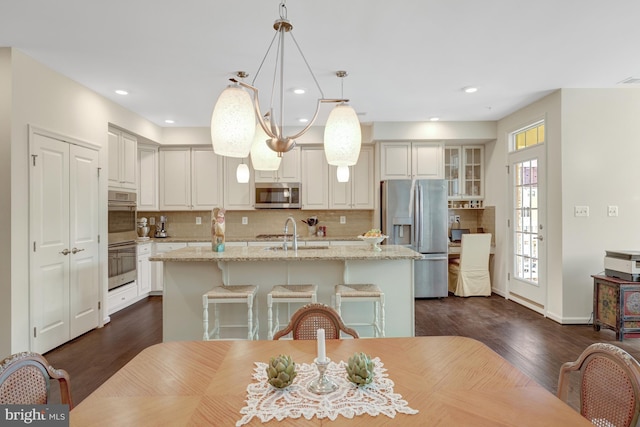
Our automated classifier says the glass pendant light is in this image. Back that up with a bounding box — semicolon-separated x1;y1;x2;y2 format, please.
236;161;250;183
211;79;256;158
250;116;282;171
324;71;361;166
336;165;350;183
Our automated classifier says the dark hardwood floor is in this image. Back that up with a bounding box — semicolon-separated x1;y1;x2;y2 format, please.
43;293;640;408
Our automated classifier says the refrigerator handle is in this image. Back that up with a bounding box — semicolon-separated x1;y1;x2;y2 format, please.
414;182;423;250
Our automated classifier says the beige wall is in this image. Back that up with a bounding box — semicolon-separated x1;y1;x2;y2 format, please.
0;49;12;356
5;48;162;354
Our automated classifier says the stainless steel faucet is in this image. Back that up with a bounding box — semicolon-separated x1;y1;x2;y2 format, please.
283;216;298;251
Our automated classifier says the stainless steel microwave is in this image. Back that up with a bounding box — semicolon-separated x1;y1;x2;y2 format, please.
255;182;301;209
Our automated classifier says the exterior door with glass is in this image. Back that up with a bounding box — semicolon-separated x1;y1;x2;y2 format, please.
508;144;546;313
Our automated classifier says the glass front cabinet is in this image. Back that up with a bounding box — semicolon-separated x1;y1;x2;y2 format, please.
444;145;484;205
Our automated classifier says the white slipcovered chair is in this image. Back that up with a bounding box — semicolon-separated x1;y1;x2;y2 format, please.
448;233;492;297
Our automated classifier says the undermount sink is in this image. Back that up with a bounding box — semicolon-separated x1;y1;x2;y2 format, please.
263;245;329;251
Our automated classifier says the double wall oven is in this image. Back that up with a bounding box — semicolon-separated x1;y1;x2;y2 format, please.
108;190;138;291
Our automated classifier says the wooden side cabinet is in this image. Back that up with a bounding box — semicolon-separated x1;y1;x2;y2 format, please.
592;275;640;341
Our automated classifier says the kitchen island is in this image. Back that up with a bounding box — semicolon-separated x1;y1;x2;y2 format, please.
150;244;421;341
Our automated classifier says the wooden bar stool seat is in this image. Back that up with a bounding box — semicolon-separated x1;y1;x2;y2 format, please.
203;285;258;340
335;284;385;337
267;284;318;339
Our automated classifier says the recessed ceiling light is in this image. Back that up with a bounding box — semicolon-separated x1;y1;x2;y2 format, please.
298;118;309;123
430;117;440;121
115;89;128;95
293;88;306;95
463;86;478;94
165;119;175;124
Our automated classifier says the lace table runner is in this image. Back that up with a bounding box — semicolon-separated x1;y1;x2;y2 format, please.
236;358;418;426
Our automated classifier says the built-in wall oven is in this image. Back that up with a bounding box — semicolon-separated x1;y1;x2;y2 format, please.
108;190;138;291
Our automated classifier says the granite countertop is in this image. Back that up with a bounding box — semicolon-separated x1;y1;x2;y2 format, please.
142;235;360;243
149;244;421;262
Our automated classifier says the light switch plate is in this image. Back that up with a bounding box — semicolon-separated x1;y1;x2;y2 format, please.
195;217;202;225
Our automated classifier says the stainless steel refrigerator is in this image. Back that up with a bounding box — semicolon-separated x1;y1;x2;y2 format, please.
381;179;448;298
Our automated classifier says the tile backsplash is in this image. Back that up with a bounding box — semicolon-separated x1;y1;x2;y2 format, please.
137;210;375;239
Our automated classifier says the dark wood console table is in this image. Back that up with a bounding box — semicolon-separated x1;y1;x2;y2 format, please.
592;275;640;341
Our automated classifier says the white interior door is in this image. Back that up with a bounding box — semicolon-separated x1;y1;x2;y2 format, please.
30;131;100;353
30;133;71;353
508;144;546;312
68;144;100;338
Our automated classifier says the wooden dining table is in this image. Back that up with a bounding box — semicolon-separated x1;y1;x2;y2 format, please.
70;336;591;426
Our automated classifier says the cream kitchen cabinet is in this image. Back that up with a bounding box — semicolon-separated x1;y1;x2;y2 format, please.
159;147;223;210
301;147;329;209
444;145;484;200
379;142;444;180
151;242;187;293
329;145;374;209
137;242;152;296
223;157;254;210
108;127;137;191
137;143;158;210
254;146;301;183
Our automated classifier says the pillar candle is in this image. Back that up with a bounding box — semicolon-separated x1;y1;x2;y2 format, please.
317;328;326;362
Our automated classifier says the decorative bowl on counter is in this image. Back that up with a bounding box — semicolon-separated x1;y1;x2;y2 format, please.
357;235;388;251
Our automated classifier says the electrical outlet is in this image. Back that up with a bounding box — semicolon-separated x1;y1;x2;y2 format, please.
149;217;155;225
242;216;248;225
449;215;455;223
195;216;202;225
340;216;346;224
608;205;618;217
454;215;460;223
574;206;589;217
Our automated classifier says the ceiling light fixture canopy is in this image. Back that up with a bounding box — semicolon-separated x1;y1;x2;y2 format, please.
210;0;361;167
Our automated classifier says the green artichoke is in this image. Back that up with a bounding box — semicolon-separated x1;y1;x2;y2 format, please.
346;352;375;386
266;354;297;389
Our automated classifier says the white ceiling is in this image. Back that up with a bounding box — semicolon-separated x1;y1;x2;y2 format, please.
2;0;640;128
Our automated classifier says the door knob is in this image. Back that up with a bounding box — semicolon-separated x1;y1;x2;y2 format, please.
537;235;544;241
60;249;70;255
71;247;85;254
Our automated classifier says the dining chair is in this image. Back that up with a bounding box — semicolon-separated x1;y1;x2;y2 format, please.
448;233;492;297
272;303;359;340
0;352;73;408
557;342;640;427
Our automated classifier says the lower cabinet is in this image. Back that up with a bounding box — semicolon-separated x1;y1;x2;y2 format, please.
137;243;152;296
152;242;187;293
107;282;139;315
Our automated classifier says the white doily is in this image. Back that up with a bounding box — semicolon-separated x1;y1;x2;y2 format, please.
236;358;418;426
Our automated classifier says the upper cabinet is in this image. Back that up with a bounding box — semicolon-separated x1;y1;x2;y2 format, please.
137;143;158;210
254;146;301;183
329;145;374;209
444;145;484;200
301;147;328;209
108;127;137;191
159;147;223;210
223;157;254;210
380;142;444;180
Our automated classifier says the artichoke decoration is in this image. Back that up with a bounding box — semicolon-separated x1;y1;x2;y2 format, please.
346;352;375;386
266;354;297;389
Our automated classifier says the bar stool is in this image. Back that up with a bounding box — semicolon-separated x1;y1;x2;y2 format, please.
267;284;318;339
335;284;385;337
203;285;259;340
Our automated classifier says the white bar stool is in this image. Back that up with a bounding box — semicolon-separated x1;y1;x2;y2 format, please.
203;285;259;340
267;284;318;339
335;284;385;337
